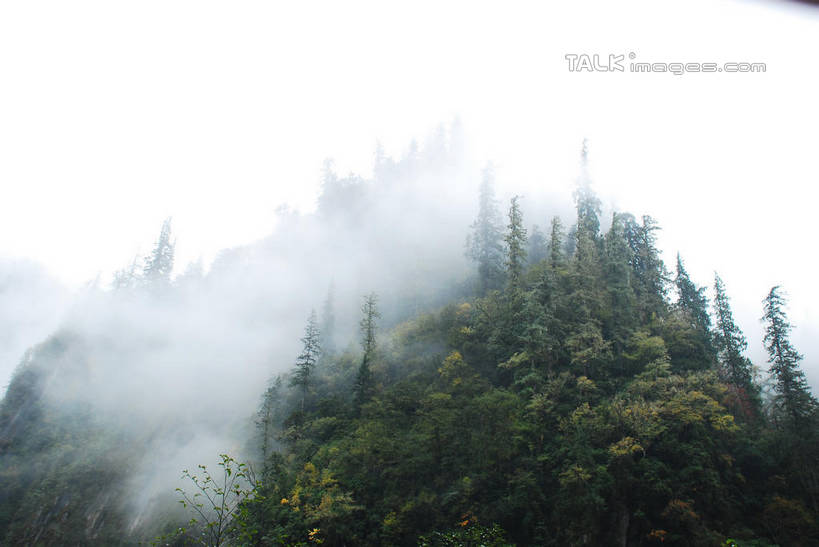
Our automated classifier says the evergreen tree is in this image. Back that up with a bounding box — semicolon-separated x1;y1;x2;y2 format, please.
569;233;604;323
257;376;282;471
573;139;601;243
523;267;564;375
487;196;530;375
672;254;716;369
291;310;321;411
564;223;578;259
569;188;605;324
674;254;712;335
142;217;175;286
504;196;527;289
603;213;637;354
762;286;817;429
548;216;565;269
466;164;505;294
355;293;380;406
563;160;610;380
624;215;667;322
713;273;758;415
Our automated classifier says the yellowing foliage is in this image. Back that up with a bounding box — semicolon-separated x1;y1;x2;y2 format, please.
608;436;644;458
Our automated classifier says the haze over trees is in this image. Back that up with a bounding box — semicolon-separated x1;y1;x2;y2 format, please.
0;130;817;545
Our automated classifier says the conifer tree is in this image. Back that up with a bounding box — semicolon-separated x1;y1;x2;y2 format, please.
257;376;282;470
673;255;716;369
504;196;528;289
548;216;565;269
291;310;321;411
488;196;530;367
569;186;604;323
603;213;637;352
569;140;604;317
573;139;601;243
466;164;505;294
713;273;758;414
569;233;604;322
561;156;610;378
762;286;817;429
625;215;667;322
355;293;380;406
142;217;175;286
675;255;711;335
524;268;563;374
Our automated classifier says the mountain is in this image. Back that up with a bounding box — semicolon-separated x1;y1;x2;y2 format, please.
1;134;817;546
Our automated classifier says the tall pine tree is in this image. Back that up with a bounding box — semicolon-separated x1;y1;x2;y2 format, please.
674;255;711;333
762;286;817;429
674;254;715;366
603;213;637;354
573;139;602;244
504;196;528;289
466;164;505;294
291;310;321;411
355;293;380;406
713;273;759;417
624;215;667;322
142;217;175;287
548;216;565;269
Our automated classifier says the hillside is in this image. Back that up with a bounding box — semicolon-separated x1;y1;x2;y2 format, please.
1;140;818;546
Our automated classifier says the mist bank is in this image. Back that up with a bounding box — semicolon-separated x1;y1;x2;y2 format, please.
0;124;544;540
0;259;71;397
0;125;816;544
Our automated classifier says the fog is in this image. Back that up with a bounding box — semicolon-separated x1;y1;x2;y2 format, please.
0;259;70;396
1;0;818;539
3;2;818;400
1;129;579;529
2;120;817;540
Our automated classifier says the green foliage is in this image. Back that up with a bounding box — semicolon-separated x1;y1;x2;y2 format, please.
5;165;819;547
418;522;514;546
174;454;259;546
504;196;527;289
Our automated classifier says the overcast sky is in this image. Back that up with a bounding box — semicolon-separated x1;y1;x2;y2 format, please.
1;0;817;386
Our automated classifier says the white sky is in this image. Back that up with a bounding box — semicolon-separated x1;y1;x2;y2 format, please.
1;0;818;383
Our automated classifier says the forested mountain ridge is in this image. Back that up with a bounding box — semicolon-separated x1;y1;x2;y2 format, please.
1;136;818;546
241;167;818;545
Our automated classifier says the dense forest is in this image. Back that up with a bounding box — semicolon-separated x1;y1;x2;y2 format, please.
1;135;817;546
